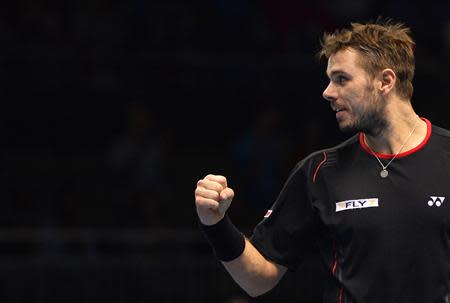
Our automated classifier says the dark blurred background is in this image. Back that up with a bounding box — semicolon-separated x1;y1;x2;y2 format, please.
1;0;450;302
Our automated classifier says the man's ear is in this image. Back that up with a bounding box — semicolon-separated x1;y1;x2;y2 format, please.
377;69;396;95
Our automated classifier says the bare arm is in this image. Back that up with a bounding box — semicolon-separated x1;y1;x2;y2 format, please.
222;238;287;297
195;174;287;297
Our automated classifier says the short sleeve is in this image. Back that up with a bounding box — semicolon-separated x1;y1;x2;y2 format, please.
249;159;322;270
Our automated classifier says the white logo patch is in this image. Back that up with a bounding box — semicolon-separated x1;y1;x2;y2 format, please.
427;196;445;207
336;198;379;212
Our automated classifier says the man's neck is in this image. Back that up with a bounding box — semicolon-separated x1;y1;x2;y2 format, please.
364;101;427;155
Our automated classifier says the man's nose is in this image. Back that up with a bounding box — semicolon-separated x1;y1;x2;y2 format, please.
322;82;337;102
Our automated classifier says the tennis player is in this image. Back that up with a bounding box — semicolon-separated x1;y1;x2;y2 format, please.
195;20;450;302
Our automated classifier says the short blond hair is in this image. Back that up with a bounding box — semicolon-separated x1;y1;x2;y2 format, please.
319;20;415;100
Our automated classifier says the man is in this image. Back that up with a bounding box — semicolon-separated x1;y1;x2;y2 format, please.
195;20;450;302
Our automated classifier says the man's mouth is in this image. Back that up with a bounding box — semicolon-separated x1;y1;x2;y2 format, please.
332;105;345;113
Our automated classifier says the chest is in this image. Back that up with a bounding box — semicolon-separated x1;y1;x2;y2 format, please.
314;153;450;243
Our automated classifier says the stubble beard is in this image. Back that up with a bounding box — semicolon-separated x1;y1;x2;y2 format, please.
339;92;387;137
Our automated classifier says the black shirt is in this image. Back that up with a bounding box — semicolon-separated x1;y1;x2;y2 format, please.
250;119;450;303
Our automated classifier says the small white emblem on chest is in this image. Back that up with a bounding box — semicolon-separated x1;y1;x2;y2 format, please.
335;198;379;212
427;196;445;207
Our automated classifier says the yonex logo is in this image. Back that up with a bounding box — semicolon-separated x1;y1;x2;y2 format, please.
427;196;445;207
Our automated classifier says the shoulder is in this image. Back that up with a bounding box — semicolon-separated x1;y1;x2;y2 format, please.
289;134;359;181
429;123;450;152
431;124;450;139
303;133;359;165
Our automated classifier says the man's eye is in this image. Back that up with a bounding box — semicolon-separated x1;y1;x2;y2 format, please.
337;76;347;84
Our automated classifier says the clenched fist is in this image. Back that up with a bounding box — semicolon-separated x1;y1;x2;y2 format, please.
195;174;235;226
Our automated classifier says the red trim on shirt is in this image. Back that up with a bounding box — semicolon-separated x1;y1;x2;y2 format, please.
331;241;338;274
359;117;431;159
331;241;342;303
332;258;337;274
313;152;327;183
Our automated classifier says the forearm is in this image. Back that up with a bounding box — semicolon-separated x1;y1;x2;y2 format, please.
195;175;286;297
222;238;287;297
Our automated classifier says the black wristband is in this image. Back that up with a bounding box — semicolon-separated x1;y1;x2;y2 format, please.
199;215;246;262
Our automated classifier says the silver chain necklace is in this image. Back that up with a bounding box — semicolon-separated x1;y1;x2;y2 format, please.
364;116;420;178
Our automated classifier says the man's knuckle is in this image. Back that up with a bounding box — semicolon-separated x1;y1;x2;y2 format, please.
212;191;220;200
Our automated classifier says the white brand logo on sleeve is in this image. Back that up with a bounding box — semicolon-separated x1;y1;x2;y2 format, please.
336;198;379;212
263;210;273;218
